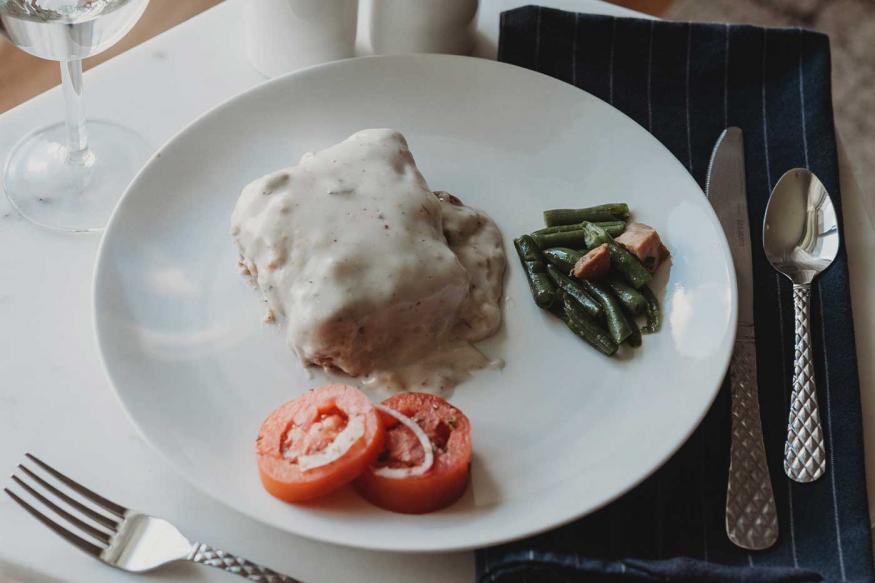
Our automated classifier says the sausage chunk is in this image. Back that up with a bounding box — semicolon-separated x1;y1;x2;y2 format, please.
573;243;611;280
615;223;668;272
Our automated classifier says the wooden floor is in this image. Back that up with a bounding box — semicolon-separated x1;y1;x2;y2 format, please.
0;0;667;114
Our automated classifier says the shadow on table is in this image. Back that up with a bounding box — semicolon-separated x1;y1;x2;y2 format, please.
1;560;67;583
0;558;213;582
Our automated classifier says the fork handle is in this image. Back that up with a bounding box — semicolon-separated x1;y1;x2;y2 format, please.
189;542;301;582
784;283;826;482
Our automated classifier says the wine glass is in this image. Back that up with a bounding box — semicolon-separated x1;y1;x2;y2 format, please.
0;0;150;232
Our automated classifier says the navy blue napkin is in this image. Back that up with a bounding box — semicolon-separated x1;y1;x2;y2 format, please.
478;7;873;583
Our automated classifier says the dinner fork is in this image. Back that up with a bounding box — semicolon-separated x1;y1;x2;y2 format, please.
4;453;299;582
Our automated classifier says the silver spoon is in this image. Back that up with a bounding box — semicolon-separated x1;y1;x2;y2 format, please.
763;168;839;483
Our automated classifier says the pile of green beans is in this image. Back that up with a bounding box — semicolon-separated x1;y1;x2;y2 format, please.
581;222;652;288
514;202;664;358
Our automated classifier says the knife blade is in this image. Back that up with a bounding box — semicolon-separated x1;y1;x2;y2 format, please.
706;127;778;551
706;127;755;333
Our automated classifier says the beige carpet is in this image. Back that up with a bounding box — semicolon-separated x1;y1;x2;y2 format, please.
665;0;874;222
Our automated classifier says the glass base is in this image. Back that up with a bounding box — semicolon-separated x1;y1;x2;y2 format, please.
3;120;150;233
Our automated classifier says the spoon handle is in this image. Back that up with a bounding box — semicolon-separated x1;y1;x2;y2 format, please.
785;283;826;482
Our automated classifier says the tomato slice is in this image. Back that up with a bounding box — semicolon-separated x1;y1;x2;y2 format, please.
354;392;472;514
257;384;384;503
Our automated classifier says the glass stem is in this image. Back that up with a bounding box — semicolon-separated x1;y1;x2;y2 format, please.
60;59;90;162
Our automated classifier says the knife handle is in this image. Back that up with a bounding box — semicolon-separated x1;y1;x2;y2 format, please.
784;284;826;482
726;335;778;550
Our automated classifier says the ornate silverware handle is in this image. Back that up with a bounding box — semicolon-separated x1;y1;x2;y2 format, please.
189;542;302;582
725;336;778;550
784;284;826;482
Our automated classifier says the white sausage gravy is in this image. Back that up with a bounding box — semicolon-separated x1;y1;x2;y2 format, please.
231;129;505;392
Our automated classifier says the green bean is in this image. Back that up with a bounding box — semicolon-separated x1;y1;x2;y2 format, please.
532;229;588;250
546;265;602;319
625;313;643;347
603;277;643;347
579;279;634;345
609;245;653;289
606;276;647;315
542;247;583;273
599;221;627;237
543;203;630;227
533;223;581;236
562;293;618;356
532;220;626;237
582;222;652;289
514;236;556;309
516;234;542;261
582;226;606;249
641;285;662;334
547;297;566;319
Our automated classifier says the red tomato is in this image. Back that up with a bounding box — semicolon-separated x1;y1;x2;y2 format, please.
257;384;384;503
354;392;472;514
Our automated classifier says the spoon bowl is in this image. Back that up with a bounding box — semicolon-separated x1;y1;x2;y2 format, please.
763;168;838;285
762;167;838;483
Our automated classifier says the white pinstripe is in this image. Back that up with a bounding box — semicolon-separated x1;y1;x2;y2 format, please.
572;14;579;85
820;290;847;581
534;6;542;68
723;24;730;127
701;426;708;561
798;28;810;168
685;22;693;171
787;485;799;567
761;28;772;190
498;12;506;62
776;273;799;568
655;478;663;559
614;512;622;557
608;17;617;104
647;20;654;132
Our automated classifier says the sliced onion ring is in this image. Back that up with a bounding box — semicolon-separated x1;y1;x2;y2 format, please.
287;415;365;471
373;404;434;479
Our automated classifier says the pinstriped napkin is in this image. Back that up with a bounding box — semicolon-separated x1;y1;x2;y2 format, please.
477;6;873;583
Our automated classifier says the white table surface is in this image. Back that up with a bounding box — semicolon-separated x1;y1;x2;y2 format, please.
1;1;872;582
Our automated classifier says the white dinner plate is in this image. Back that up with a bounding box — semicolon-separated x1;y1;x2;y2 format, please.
94;54;736;553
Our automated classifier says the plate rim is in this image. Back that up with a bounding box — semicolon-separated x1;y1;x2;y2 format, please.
93;53;738;553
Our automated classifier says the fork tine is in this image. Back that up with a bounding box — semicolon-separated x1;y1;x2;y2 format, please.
18;466;120;531
25;454;126;518
4;488;104;557
12;476;113;545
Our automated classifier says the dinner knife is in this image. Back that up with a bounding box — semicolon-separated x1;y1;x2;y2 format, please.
706;127;778;550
